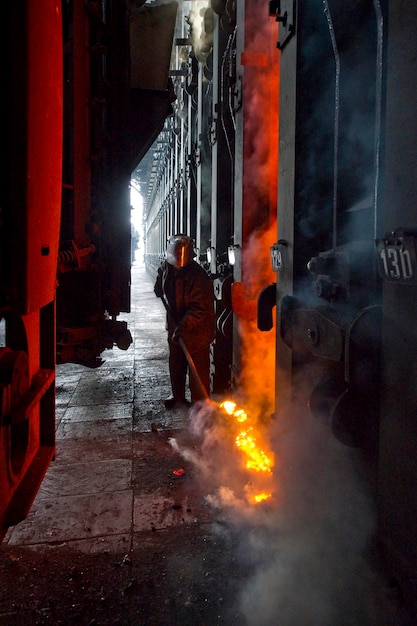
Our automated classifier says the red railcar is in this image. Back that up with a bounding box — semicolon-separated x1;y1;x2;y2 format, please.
0;1;63;540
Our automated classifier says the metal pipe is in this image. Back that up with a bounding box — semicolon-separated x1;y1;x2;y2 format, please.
178;336;210;402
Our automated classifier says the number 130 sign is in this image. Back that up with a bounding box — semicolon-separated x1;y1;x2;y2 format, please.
376;235;417;285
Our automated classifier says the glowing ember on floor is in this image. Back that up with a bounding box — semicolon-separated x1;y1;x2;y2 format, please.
219;400;274;503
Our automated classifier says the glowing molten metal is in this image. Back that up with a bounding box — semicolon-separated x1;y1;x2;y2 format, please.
253;493;270;503
219;400;274;503
235;429;273;473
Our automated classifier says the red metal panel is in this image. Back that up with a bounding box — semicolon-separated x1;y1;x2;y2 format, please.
14;1;63;315
1;0;62;540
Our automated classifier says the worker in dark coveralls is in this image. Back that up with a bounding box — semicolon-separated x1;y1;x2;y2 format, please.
154;234;215;408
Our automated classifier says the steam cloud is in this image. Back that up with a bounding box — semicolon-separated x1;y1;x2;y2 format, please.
238;408;377;626
171;397;377;626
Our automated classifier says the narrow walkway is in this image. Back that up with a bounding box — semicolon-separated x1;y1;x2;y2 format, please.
0;262;246;625
4;262;196;551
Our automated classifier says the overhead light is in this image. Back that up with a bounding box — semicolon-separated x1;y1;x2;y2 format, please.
206;246;215;264
227;244;240;266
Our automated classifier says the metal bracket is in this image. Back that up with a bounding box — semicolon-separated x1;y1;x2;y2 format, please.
268;0;295;51
258;283;277;331
232;76;242;112
209;118;217;146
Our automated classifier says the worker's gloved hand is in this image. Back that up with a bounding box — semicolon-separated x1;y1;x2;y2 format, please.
172;327;182;345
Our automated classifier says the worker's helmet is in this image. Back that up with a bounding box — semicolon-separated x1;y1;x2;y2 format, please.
166;234;196;269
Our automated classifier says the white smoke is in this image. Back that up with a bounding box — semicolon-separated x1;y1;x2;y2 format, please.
237;407;377;626
170;398;379;625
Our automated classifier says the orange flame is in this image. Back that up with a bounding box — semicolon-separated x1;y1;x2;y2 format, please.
235;429;273;474
213;10;279;509
253;492;272;504
219;399;274;503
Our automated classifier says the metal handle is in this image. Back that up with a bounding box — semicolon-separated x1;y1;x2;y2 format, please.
178;337;210;402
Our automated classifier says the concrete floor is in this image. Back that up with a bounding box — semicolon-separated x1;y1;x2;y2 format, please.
3;261;212;551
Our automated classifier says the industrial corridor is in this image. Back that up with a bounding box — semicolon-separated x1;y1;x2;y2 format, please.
0;261;246;625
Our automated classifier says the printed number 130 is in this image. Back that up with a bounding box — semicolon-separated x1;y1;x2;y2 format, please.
380;247;413;280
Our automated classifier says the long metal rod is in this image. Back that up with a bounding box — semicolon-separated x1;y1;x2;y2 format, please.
178;337;210;402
